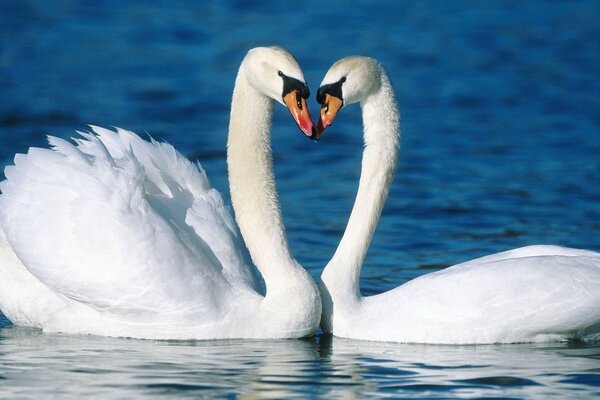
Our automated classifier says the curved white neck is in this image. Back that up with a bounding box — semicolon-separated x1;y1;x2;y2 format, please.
321;72;400;301
227;65;298;288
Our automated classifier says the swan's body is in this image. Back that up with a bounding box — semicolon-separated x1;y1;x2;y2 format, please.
317;56;600;344
0;47;321;339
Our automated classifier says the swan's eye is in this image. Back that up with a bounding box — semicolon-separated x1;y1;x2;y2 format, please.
280;72;310;100
316;77;345;105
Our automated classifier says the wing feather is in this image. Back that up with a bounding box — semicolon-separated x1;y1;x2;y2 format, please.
0;128;260;320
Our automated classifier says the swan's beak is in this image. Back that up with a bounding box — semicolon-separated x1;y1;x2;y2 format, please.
316;93;343;137
283;90;317;140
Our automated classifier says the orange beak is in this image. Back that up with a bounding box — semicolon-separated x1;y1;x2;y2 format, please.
316;93;343;137
283;90;317;139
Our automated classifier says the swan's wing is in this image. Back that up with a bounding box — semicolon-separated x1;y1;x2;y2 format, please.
0;128;258;319
452;245;600;268
376;251;600;342
85;126;260;291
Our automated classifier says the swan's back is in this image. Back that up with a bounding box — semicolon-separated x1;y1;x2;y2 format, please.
0;127;259;328
361;246;600;343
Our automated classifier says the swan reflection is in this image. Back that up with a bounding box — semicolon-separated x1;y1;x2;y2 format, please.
1;327;598;398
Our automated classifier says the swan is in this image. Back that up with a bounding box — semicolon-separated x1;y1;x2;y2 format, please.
0;46;321;340
315;56;600;344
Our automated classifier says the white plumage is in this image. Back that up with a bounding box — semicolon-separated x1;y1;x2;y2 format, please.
0;127;259;338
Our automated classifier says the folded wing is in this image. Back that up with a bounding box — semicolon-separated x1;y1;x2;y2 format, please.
0;127;260;320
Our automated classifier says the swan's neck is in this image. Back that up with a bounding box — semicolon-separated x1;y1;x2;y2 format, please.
227;66;299;288
321;72;400;303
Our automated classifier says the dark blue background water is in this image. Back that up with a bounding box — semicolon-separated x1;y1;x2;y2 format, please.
1;1;599;398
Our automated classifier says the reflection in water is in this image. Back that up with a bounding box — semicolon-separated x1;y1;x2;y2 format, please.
320;336;600;398
1;326;598;398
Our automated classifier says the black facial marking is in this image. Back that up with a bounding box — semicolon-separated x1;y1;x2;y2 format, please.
278;71;310;100
316;76;346;105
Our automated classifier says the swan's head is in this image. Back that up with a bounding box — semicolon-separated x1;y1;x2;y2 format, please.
316;56;382;136
243;46;317;139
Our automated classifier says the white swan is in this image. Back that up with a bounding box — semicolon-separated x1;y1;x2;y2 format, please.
0;46;321;340
316;56;600;344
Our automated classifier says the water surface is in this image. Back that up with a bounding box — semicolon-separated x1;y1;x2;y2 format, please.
1;327;599;399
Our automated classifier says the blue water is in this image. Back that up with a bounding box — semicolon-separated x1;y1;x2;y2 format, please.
1;0;599;398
